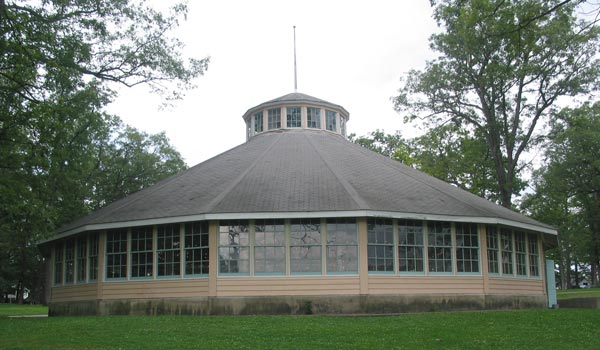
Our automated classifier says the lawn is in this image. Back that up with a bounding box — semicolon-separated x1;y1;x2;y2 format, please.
0;304;48;317
557;287;600;300
0;309;598;350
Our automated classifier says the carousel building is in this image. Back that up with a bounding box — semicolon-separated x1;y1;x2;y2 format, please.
41;92;557;316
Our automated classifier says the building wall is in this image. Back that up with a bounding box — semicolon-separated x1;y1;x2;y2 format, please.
48;217;549;315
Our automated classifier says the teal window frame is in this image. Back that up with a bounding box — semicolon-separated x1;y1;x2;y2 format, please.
290;218;322;275
184;221;209;276
427;221;453;273
106;229;128;280
254;219;286;276
367;218;394;273
455;223;480;274
157;224;181;278
131;226;153;279
218;220;250;275
398;219;425;273
326;218;358;274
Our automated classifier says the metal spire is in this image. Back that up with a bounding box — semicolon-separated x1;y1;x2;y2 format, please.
293;25;297;92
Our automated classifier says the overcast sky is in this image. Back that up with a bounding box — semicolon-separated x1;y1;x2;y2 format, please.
106;1;439;166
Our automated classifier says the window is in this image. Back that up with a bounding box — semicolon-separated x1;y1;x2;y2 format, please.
487;226;500;274
219;220;250;275
184;221;209;276
515;231;527;276
54;243;64;285
367;218;394;273
500;229;513;275
157;224;181;277
528;234;540;277
106;229;128;279
268;108;281;129
65;239;75;284
290;218;322;274
326;218;358;273
254;219;285;275
88;234;98;281
428;222;453;273
254;112;263;133
76;237;87;283
326;110;336;131
307;107;321;129
131;226;153;278
398;220;424;273
286;106;301;128
246;119;251;139
340;117;346;137
455;223;479;273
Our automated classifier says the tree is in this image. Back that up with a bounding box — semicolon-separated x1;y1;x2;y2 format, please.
0;0;206;303
393;0;600;208
348;130;413;164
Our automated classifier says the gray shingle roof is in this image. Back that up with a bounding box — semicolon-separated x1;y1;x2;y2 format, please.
54;129;554;237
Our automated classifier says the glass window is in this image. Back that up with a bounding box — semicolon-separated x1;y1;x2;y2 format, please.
528;234;540;277
254;112;263;133
54;243;64;285
290;218;322;274
427;222;453;273
367;218;394;273
106;229;128;279
286;106;301;128
341;117;346;137
65;239;75;284
184;221;209;276
88;234;99;282
76;237;87;283
307;107;321;129
219;220;250;275
254;219;286;275
131;226;153;278
326;218;358;273
398;220;424;273
487;226;500;274
326;110;336;131
455;223;479;273
157;224;181;277
268;108;281;129
500;229;514;275
515;231;527;276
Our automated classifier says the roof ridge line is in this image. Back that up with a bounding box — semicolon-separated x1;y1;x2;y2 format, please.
306;134;370;209
347;140;493;217
204;134;281;213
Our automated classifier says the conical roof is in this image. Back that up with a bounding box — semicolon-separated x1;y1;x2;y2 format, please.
53;127;556;239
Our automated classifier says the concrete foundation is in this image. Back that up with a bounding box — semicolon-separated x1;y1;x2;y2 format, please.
49;294;547;316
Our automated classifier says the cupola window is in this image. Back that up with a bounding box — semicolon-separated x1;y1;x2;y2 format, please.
268;108;281;130
326;110;336;132
254;112;263;133
307;107;321;129
286;106;301;128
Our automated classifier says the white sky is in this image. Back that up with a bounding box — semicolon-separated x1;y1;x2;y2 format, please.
106;1;439;166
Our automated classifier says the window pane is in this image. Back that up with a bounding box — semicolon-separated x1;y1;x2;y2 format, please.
367;218;394;272
427;221;452;273
307;107;321;129
254;112;263;133
185;221;209;275
219;220;250;275
528;234;540;277
268;108;281;129
290;218;321;274
64;239;75;283
106;229;128;279
487;226;499;274
456;223;479;273
254;219;285;275
500;229;513;275
326;218;358;273
54;243;64;285
399;220;424;272
131;226;153;278
286;106;301;128
326;110;336;131
76;237;87;283
157;224;181;277
88;233;99;281
515;231;527;276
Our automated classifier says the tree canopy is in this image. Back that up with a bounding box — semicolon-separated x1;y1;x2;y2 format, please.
393;0;600;208
0;0;206;302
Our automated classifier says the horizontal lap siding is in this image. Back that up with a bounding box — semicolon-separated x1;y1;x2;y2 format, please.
101;279;209;300
217;276;360;297
52;284;97;302
488;277;544;295
368;276;485;295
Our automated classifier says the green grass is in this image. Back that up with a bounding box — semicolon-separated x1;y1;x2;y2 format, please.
0;309;598;350
557;287;600;300
0;304;48;317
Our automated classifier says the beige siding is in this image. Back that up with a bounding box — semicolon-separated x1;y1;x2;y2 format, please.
217;276;360;297
52;283;98;302
368;275;485;295
488;277;544;295
101;279;209;300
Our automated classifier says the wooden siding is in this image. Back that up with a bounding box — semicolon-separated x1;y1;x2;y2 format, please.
488;277;544;295
52;283;97;302
216;276;360;297
368;275;485;295
101;278;209;300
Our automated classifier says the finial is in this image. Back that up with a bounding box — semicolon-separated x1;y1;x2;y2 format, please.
293;25;297;92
